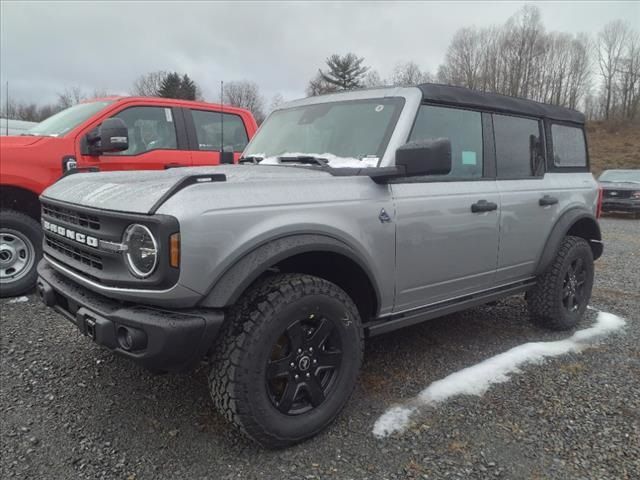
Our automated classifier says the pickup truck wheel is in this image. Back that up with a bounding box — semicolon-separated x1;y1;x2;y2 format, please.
208;273;363;448
527;236;594;331
0;210;42;298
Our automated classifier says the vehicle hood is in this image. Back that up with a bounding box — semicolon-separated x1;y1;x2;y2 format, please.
598;182;640;191
0;135;47;147
41;165;334;214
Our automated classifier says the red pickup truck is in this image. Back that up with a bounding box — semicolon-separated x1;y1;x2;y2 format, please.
0;96;258;297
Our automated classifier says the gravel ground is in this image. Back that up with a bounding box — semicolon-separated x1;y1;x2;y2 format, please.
1;217;638;480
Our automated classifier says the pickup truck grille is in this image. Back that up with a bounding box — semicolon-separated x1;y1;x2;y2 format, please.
603;189;632;199
42;203;101;230
46;236;103;270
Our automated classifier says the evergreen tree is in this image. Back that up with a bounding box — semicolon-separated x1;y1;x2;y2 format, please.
180;74;197;100
318;53;369;91
157;72;183;99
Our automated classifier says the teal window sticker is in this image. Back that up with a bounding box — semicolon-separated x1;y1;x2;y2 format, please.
462;150;477;165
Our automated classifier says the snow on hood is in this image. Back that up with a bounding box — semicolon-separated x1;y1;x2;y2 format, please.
41;164;333;214
257;152;379;168
372;309;626;438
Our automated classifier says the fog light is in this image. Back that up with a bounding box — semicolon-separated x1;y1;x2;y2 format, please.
116;326;147;351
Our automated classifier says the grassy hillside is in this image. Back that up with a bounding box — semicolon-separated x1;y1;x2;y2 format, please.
586;121;640;176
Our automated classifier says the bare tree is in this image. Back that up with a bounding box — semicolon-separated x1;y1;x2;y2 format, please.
223;80;266;123
437;5;595;113
269;93;285;113
597;21;630;119
306;72;339;96
363;70;384;88
57;86;86;109
389;61;431;86
439;27;485;89
131;71;168;97
618;30;640;120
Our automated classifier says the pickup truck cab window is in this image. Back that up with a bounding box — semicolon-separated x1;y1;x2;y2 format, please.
191;110;249;152
109;106;178;156
27;101;113;137
243;98;404;165
409;105;483;179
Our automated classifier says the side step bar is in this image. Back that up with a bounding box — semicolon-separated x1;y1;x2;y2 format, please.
365;278;537;337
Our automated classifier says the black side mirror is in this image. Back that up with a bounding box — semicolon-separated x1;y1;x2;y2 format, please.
395;138;452;176
87;118;129;155
220;145;235;165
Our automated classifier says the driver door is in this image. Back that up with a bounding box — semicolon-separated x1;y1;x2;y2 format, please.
77;105;192;171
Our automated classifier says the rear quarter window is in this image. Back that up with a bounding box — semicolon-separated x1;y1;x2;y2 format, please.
552;124;587;167
493;114;544;178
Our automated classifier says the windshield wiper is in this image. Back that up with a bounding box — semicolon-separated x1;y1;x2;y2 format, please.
277;155;329;166
238;156;264;164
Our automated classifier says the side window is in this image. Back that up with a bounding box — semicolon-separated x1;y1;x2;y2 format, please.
552;124;587;167
191;110;249;152
111;107;177;156
409;105;483;178
493;114;544;178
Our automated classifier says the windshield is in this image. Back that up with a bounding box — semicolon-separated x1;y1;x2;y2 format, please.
243;97;404;167
599;170;640;184
28;101;114;137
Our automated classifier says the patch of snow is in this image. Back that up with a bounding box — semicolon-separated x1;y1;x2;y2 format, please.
7;296;29;303
258;152;379;168
373;310;626;438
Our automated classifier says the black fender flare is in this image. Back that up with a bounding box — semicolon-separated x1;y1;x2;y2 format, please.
535;208;602;275
199;233;382;309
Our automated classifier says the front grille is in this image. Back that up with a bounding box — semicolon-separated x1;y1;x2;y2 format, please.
42;204;101;230
604;190;632;199
46;236;103;270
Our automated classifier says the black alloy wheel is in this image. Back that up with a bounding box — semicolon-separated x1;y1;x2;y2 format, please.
266;314;343;415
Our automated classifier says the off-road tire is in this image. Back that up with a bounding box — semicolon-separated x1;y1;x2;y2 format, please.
208;273;364;448
0;209;42;298
527;236;594;331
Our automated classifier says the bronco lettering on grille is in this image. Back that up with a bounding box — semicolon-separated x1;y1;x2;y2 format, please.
43;220;99;248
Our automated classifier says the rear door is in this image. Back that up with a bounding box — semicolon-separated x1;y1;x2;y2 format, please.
493;114;559;283
77;105;192;171
186;109;250;166
392;105;500;312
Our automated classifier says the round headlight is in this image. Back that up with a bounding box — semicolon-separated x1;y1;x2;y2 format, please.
123;224;158;278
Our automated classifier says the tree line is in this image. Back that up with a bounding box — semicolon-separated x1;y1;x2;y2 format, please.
306;6;639;122
2;5;638;124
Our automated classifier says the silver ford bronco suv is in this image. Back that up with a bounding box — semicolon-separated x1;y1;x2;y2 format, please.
36;84;603;447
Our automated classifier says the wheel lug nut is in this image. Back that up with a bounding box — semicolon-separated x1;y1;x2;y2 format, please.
306;373;310;378
290;362;295;367
309;347;313;352
313;359;317;364
297;348;302;354
294;374;299;380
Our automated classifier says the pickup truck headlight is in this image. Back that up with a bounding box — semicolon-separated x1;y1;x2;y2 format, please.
632;191;640;199
123;224;158;278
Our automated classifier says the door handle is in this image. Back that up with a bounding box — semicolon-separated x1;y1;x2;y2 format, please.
164;163;183;169
539;195;559;206
471;200;498;213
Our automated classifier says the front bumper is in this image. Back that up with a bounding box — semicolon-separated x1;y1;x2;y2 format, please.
37;260;224;372
601;199;640;213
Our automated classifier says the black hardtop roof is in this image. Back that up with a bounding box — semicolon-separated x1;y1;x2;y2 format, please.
418;83;585;125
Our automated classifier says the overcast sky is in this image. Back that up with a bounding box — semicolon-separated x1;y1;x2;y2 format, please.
1;1;638;107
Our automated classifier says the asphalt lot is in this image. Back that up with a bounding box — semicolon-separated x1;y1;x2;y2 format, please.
1;217;638;480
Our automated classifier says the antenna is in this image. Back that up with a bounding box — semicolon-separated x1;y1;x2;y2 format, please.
5;81;8;136
220;80;224;152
